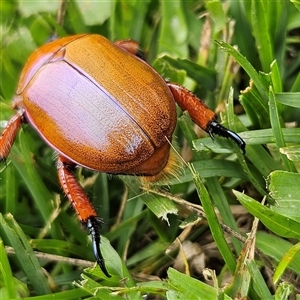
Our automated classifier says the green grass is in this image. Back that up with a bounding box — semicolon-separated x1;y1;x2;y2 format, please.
1;0;300;299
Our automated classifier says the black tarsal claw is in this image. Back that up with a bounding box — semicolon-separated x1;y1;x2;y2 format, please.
86;217;111;278
208;120;246;154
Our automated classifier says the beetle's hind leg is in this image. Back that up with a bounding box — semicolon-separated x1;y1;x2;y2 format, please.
167;82;245;153
207;120;245;154
86;217;109;276
57;156;111;277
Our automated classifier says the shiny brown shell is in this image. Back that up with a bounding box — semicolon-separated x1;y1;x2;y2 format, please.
14;34;177;175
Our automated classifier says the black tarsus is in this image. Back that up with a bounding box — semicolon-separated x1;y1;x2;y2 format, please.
208;120;246;154
86;217;111;278
136;49;146;60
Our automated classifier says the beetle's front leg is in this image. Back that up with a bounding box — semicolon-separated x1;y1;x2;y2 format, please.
0;111;24;161
167;82;246;153
57;156;111;277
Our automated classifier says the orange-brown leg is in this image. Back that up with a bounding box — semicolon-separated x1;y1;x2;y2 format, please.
114;40;145;60
0;111;23;161
57;156;111;277
167;82;245;153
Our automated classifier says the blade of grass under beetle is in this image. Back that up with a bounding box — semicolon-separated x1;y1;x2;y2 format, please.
275;92;300;108
19;288;90;300
246;260;273;299
215;40;269;102
273;242;300;284
0;238;17;299
270;60;283;93
89;236;135;284
240;83;270;129
267;170;300;223
76;273;126;299
256;232;300;275
225;89;268;196
206;178;243;254
250;0;274;72
167;268;232;300
291;73;300;92
234;191;300;239
269;86;297;172
10;130;62;239
3;162;18;215
191;164;236;274
0;213;51;295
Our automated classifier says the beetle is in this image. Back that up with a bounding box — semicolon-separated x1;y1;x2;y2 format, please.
0;34;245;277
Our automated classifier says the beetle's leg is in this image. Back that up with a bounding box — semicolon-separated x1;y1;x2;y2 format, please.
114;40;145;60
167;82;246;153
57;156;111;277
0;111;23;161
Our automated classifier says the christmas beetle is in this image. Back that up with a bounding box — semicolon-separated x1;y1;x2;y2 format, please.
0;34;245;277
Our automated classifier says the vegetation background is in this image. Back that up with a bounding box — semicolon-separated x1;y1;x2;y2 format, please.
1;0;300;299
